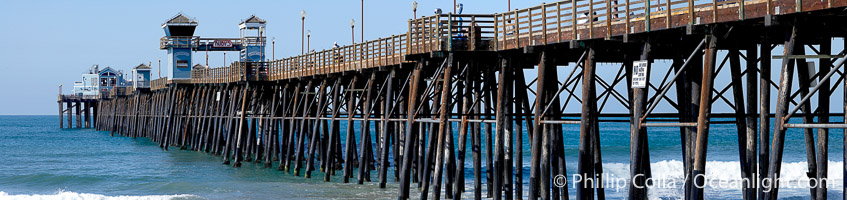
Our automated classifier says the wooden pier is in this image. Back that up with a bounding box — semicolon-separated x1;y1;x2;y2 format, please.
80;0;847;199
58;95;98;129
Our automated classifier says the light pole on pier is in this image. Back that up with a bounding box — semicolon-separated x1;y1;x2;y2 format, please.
360;0;364;46
412;1;418;19
307;30;311;53
301;10;306;55
351;19;356;66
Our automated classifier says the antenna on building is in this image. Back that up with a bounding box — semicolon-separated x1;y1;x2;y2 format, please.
90;64;99;74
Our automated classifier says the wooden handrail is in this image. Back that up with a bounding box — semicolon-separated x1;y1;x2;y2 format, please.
173;0;810;85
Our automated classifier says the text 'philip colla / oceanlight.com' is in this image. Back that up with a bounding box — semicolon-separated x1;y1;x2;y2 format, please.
554;173;836;192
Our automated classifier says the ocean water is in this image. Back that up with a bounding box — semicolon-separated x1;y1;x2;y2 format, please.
0;115;843;199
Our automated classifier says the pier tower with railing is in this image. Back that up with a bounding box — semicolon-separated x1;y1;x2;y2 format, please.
238;15;266;62
160;14;268;83
161;14;198;81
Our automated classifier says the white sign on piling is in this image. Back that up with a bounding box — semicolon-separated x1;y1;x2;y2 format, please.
632;60;649;88
807;62;817;87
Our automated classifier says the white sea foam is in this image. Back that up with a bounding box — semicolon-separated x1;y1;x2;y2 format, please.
461;160;844;199
0;191;198;200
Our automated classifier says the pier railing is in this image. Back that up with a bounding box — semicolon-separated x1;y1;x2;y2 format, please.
241;36;266;46
58;94;99;101
160;36;246;50
160;36;199;49
492;0;842;50
190;61;267;83
134;81;150;88
267;33;409;80
165;0;845;84
260;14;497;81
105;87;130;98
151;77;168;91
191;63;244;83
408;14;496;54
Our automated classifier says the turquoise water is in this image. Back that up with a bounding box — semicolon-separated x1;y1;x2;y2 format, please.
0;116;399;199
0;115;843;199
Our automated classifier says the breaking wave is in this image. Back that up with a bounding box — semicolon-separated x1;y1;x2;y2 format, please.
0;190;199;200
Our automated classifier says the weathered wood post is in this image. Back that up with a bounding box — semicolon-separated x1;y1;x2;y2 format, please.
764;26;798;200
75;102;82;128
223;85;240;165
495;56;513;200
283;82;304;171
472;72;483;200
378;69;395;188
629;41;651;200
294;81;317;175
58;101;64;129
690;33;718;200
730;48;755;200
84;102;91;128
454;60;475;200
530;50;553;200
814;38;831;200
305;80;330;178
794;46;819;198
343;76;359;183
430;53;454;200
843;36;847;200
513;65;531;200
324;78;344;181
758;34;771;199
92;101;98;129
276;83;290;168
358;73;377;184
578;47;598;200
233;83;251;167
484;76;494;198
398;62;423;200
504;60;515;200
744;44;758;200
66;102;72;129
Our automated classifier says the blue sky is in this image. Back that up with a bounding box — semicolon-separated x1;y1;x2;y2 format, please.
0;0;844;115
0;0;537;115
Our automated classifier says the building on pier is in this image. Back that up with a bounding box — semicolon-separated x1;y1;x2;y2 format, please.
132;63;151;90
68;65;129;97
160;13;267;83
192;64;207;70
161;13;198;81
72;73;98;96
238;15;266;63
97;66;127;94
